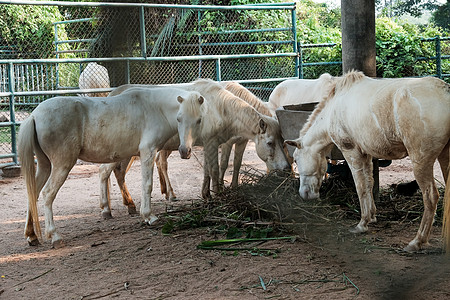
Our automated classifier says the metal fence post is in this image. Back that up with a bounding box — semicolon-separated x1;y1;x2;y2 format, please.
198;10;203;78
298;42;303;79
54;22;60;88
125;60;130;84
139;6;147;58
291;5;299;78
7;62;17;164
215;58;221;81
435;35;442;79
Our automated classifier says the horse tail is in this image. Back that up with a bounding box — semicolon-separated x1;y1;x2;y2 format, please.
443;147;450;254
126;156;136;173
17;116;42;239
155;153;168;195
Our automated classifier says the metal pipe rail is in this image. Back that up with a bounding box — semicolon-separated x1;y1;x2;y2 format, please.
0;1;295;11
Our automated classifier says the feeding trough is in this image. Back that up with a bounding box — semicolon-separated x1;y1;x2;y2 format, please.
1;165;21;178
275;103;344;160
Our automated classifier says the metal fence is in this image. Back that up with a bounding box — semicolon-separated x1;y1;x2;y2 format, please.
0;1;449;167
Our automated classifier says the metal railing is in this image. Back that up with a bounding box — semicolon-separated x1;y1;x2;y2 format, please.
0;1;449;168
0;1;299;167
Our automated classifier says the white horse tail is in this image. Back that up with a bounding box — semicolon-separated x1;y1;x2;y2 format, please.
443;147;450;254
18;116;42;239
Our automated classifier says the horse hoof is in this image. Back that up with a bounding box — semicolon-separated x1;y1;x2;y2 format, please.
169;196;177;202
52;239;64;249
145;215;159;225
102;211;113;219
349;225;367;234
27;238;40;247
127;206;138;215
201;191;211;200
403;241;420;252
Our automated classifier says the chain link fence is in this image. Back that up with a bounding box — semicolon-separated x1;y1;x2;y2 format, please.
0;1;449;166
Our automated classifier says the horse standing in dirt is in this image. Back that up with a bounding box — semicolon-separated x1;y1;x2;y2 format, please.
285;71;450;252
156;81;275;196
176;79;290;198
18;87;204;247
99;80;289;210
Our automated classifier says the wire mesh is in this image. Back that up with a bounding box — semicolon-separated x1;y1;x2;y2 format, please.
0;2;449;164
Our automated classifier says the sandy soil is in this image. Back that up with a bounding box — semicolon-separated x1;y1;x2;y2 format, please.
0;142;448;300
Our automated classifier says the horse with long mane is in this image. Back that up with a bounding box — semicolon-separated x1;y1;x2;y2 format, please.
176;79;290;198
18;87;204;247
99;80;288;209
157;81;275;195
215;81;275;187
285;70;450;252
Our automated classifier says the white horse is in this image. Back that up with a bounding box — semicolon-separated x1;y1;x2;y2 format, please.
78;62;111;97
267;73;334;114
99;80;288;210
18;87;204;247
285;71;450;252
157;81;275;196
176;79;290;198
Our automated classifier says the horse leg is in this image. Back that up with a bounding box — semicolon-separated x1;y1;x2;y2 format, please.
437;141;449;183
113;157;137;215
230;138;248;188
202;156;212;200
156;152;167;196
156;150;177;201
219;140;233;188
99;162;116;219
204;139;220;196
25;155;51;246
139;147;158;225
404;160;440;252
41;161;76;248
344;152;377;234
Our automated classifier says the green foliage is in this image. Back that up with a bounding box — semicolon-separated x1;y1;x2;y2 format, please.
375;17;419;77
431;0;450;32
375;17;446;78
0;5;65;58
296;0;342;78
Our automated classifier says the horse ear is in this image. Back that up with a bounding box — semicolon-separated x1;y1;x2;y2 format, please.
198;96;204;105
284;139;301;149
177;96;184;104
259;119;267;133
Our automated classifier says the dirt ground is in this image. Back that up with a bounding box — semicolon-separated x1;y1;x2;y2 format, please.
0;142;448;300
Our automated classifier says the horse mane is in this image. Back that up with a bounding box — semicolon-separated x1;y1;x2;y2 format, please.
221;82;273;116
300;70;365;136
190;79;262;135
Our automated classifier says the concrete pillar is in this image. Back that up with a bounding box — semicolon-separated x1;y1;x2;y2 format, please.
341;0;376;77
341;0;379;200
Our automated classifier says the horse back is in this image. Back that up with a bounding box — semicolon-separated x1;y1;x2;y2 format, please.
329;76;450;160
31;90;180;163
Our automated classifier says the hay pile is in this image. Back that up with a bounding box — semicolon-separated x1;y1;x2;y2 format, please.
162;167;445;234
208;168;345;228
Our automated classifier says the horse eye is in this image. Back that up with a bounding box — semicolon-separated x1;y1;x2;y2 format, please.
197;118;201;125
177;117;181;122
267;141;274;147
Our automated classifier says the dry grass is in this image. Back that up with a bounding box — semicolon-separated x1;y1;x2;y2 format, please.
161;167;446;235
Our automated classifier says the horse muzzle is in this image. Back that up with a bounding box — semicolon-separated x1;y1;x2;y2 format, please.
299;187;320;201
178;145;191;159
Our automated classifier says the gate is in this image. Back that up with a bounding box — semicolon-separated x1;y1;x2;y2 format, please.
0;1;298;167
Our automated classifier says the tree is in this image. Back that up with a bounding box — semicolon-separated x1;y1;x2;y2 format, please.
0;5;65;58
431;0;450;31
376;0;438;18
